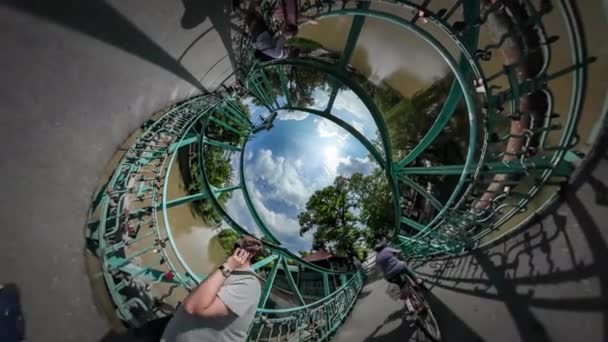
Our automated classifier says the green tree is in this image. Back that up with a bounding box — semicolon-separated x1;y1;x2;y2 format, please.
298;169;396;254
217;229;240;256
249;65;347;110
298;176;361;255
350;170;395;248
179;102;251;224
298;250;311;258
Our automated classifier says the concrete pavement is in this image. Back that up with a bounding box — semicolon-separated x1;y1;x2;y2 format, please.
333;132;608;341
0;1;236;340
1;1;607;342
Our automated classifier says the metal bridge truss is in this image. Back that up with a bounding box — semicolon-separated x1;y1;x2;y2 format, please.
87;0;591;340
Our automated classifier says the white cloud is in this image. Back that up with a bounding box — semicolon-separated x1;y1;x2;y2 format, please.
278;110;309;121
336;156;376;177
352;120;365;134
222;184;313;249
312;89;329;109
315;118;349;141
248;149;312;210
333;90;370;121
294;158;303;169
223;191;263;237
249;186;300;237
249;185;314;249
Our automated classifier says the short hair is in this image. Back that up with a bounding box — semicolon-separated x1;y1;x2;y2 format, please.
234;236;263;258
374;241;387;252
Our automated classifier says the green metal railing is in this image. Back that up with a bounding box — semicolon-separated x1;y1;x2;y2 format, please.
87;0;593;339
236;0;590;259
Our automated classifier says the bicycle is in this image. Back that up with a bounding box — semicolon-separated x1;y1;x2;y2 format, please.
386;274;441;341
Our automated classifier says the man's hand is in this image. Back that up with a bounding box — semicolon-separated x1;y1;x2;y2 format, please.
225;248;251;270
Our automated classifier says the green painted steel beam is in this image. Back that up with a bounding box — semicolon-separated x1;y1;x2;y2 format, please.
164;192;209;208
238;138;282;245
277;64;292;107
107;256;204;284
325;78;340;113
285;106;385;168
256;270;363;315
220;98;252;127
322;273;331;297
203;137;242;151
396;158;557;176
169;134;197;153
212;184;242;197
259;59;395;170
247;71;278;112
396;0;480;168
400;215;427;232
338;1;370;67
163;184;242;209
252;254;279;271
198;100;351;275
216;106;251;130
160;98;221;287
259;257;281;309
305;8;481;237
253;59;404;244
280;257;305;305
340;274;348;286
259;65;281;109
209;115;247;136
397;174;443;210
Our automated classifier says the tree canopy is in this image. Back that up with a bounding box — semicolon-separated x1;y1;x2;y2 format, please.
217;229;240;256
298;169;394;255
179;101;251;224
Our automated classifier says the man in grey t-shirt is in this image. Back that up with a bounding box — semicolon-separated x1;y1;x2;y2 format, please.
161;236;263;342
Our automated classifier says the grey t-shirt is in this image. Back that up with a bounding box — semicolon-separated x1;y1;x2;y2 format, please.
161;269;261;342
375;247;406;279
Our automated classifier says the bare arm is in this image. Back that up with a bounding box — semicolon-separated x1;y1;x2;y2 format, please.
183;249;251;318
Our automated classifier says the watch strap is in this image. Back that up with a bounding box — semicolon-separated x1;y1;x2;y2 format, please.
219;264;232;278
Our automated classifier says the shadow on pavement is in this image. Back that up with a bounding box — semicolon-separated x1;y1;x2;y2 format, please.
361;308;417;342
425;291;484;342
2;0;240;92
413;128;608;342
99;316;171;342
179;0;238;78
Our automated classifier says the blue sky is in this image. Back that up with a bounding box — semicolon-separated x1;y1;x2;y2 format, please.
222;89;380;253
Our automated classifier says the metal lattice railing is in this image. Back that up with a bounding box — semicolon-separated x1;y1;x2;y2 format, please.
87;0;594;339
87;92;362;336
231;0;590;259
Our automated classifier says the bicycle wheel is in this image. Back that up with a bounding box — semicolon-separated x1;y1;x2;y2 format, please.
410;289;442;342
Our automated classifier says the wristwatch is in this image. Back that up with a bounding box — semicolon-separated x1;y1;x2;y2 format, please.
219;264;232;278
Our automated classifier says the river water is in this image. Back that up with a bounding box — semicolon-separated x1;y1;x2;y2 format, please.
163;160;226;275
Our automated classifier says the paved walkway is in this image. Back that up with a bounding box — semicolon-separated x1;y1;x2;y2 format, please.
0;1;237;340
333;142;608;342
2;1;607;342
332;268;431;342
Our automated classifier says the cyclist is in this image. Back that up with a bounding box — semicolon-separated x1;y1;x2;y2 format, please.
374;241;423;289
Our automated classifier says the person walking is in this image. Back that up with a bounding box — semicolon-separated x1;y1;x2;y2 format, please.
161;236;263;342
